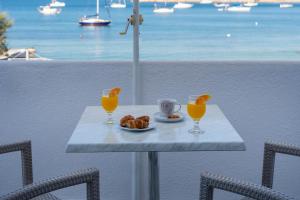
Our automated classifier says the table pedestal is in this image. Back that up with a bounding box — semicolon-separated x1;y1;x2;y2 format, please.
148;152;160;200
133;152;160;200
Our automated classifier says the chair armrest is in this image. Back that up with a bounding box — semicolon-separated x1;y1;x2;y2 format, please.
200;172;293;200
1;168;99;200
262;142;300;188
0;141;33;185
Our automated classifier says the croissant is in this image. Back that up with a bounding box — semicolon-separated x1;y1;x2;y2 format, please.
136;116;150;123
120;115;135;127
134;119;149;129
126;120;137;129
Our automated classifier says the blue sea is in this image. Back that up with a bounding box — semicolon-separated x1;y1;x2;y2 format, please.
0;0;300;60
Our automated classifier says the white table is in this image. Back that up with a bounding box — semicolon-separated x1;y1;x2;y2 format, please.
66;105;246;200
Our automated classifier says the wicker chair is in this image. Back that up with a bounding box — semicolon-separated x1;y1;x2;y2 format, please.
200;141;300;200
0;141;99;200
200;172;293;200
262;142;300;189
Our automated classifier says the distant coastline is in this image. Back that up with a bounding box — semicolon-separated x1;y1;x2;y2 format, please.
140;0;300;3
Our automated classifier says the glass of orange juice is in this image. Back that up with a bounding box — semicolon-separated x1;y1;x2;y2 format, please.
101;89;119;124
187;95;206;134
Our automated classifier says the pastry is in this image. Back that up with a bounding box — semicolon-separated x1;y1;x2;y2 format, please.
120;115;135;127
136;116;150;123
126;119;137;129
168;114;180;119
135;119;149;129
120;115;150;129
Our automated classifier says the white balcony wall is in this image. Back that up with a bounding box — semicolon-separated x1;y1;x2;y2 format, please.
1;61;300;200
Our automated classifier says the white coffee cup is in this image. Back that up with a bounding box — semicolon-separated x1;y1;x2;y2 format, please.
157;99;181;117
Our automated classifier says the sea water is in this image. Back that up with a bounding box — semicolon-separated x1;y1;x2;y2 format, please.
0;0;299;60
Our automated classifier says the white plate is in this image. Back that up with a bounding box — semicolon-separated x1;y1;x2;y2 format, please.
120;122;156;132
154;112;185;123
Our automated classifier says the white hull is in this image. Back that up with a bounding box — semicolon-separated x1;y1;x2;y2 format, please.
280;3;293;8
214;3;230;7
243;2;258;7
227;6;251;12
111;3;126;8
38;6;61;15
200;0;212;4
49;1;65;7
153;6;174;13
6;48;50;61
174;3;193;9
80;0;111;26
79;16;111;26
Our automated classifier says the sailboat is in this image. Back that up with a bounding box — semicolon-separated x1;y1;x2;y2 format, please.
153;3;174;13
214;3;230;7
174;2;193;9
111;0;126;8
79;0;111;26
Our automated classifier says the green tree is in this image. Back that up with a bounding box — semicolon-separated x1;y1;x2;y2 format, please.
0;13;12;55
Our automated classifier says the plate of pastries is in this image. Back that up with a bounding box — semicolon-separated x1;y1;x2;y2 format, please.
120;115;155;132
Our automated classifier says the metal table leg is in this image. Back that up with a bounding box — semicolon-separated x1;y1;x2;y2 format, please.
133;152;148;200
148;151;160;200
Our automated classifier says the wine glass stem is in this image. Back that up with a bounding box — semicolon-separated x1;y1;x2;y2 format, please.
194;120;199;130
107;112;113;124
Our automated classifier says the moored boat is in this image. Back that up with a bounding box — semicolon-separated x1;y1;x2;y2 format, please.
38;5;61;15
79;16;112;26
49;0;66;7
214;3;230;7
111;0;126;8
280;3;293;8
79;0;111;26
200;0;213;4
174;2;193;9
153;3;174;13
5;48;50;61
227;5;251;12
243;2;258;7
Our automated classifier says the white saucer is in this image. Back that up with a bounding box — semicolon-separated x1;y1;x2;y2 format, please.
154;112;185;123
119;122;156;132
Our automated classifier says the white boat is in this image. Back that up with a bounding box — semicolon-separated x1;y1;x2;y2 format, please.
111;0;126;8
79;0;111;26
49;0;65;7
38;5;61;15
280;3;293;8
214;3;230;7
6;48;50;61
200;0;213;4
243;2;258;7
153;3;174;13
227;5;251;12
174;2;193;9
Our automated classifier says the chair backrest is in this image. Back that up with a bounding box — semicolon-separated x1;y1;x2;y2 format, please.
0;141;33;185
262;142;300;188
200;172;293;200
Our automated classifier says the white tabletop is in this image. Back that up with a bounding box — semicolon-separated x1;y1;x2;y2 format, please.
66;105;245;152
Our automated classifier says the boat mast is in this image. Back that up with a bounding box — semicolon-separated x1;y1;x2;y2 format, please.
96;0;99;17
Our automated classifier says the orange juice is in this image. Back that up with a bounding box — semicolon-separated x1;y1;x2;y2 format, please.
101;95;118;113
187;103;206;121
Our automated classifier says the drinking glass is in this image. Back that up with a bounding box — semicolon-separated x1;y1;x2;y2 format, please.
187;95;206;134
101;89;119;124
